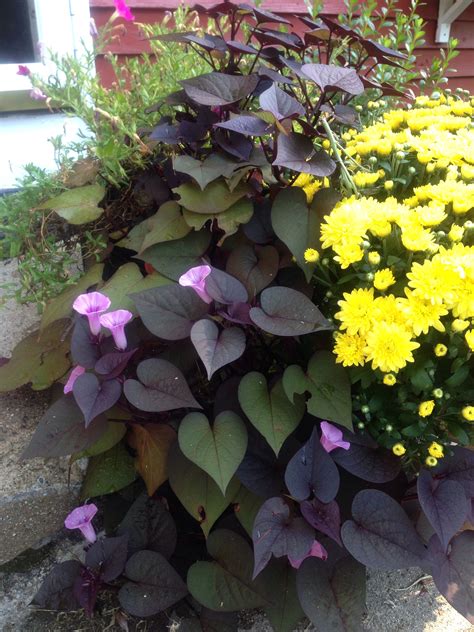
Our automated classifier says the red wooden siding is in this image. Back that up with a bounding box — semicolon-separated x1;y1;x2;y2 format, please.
90;0;474;92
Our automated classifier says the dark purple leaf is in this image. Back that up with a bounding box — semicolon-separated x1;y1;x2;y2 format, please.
259;84;304;120
201;608;239;632
177;120;207;143
73;567;100;617
21;396;107;459
253;29;303;52
131;284;209;341
428;532;474;623
181;72;259;106
227;40;259;55
243;199;274;244
252;497;314;578
118;550;188;617
301;64;364;95
417;469;468;552
331;431;401;483
236;432;287;499
206;267;248;304
280;56;306;78
341;490;426;569
124;358;201;412
71;318;101;369
226;244;279;300
215;115;272;136
190;319;246;380
301;498;342;546
117;493;177;558
215;129;253;160
434;446;474;496
219;302;252;325
73;373;122;427
333;104;358;125
149;123;180;144
250;286;331;336
284;428;340;502
273;132;336;176
296;555;366;632
85;535;128;582
32;560;82;610
304;27;331;45
257;67;294;84
94;349;137;379
361;38;407;60
184;33;227;52
253;7;291;25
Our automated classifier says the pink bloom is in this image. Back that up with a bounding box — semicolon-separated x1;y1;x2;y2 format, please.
99;309;133;350
30;87;47;101
64;503;98;543
73;292;111;336
288;540;328;569
114;0;135;21
320;421;351;453
17;65;31;76
179;265;213;303
64;365;86;394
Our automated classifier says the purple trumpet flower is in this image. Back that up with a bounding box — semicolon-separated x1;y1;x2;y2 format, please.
17;65;31;76
288;540;328;569
64;503;98;543
73;292;111;336
64;365;86;394
30;87;47;101
99;309;133;350
320;421;350;453
178;265;212;303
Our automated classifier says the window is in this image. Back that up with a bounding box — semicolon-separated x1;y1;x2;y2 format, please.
0;0;91;101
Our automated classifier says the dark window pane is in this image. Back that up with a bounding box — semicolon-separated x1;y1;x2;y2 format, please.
0;0;39;64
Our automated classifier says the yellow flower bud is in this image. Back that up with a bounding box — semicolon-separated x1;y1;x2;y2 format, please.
425;456;438;467
417;152;432;165
322;139;331;149
383;373;396;386
434;344;447;357
452;319;469;333
426;162;436;174
418;400;435;417
384;180;394;191
448;224;464;242
368;251;381;265
428;442;444;458
462;406;474;421
304;248;320;263
373;268;396;291
392;443;406;457
465;330;474;352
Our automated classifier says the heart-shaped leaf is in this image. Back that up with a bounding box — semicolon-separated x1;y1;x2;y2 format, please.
124;358;201;412
428;532;474;623
138;201;191;252
250;287;331;336
85;536;128;582
94;349;137;379
283;350;352;429
434;446;474;496
117;493;177;558
301;64;364;95
81;442;137;499
129;423;177;496
271;187;320;282
300;498;342;546
191;320;246;380
262;558;305;632
226;244;279;299
206;267;248;304
71;318;101;369
174;180;249;215
259;84;305;120
417;469;468;552
296;555;367;632
238;373;304;455
168;444;240;536
234;487;264;536
341;490;426;569
119;550;188;617
73;373;122;427
21;396;107;459
32;561;82;610
38;183;105;225
181;72;259;106
284;428;340;502
188;529;269;611
183;198;253;242
215;115;272;136
273;132;335;177
131;284;209;341
178;411;247;494
252;497;314;578
173;154;237;190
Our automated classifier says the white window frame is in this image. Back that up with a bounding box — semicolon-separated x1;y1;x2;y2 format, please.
0;0;92;95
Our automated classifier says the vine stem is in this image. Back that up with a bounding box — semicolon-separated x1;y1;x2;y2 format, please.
321;117;358;196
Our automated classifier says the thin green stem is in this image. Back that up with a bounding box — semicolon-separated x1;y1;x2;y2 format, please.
321;117;358;196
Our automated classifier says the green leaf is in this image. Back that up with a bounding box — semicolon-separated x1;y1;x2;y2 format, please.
183;198;253;242
40;264;104;331
178;411;248;495
271;187;320;282
139;230;211;281
238;373;305;455
139;201;191;252
71;421;127;462
173;154;237;190
283;350;352;429
168;444;240;536
0;321;70;392
38;183;106;225
173;180;249;214
187;529;269;611
116;217;150;251
263;559;304;632
100;262;144;312
81;442;137;499
234;487;263;537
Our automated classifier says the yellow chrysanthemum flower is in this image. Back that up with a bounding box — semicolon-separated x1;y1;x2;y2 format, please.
428;442;444;458
402;290;447;336
333;332;366;367
335;288;375;335
365;322;420;373
373;268;396;291
462;406;474;421
452;319;469;332
304;248;320;263
333;242;365;269
419;400;435;417
434;344;448;357
383;373;397;386
448;224;465;242
465;329;474;351
392;443;406;456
